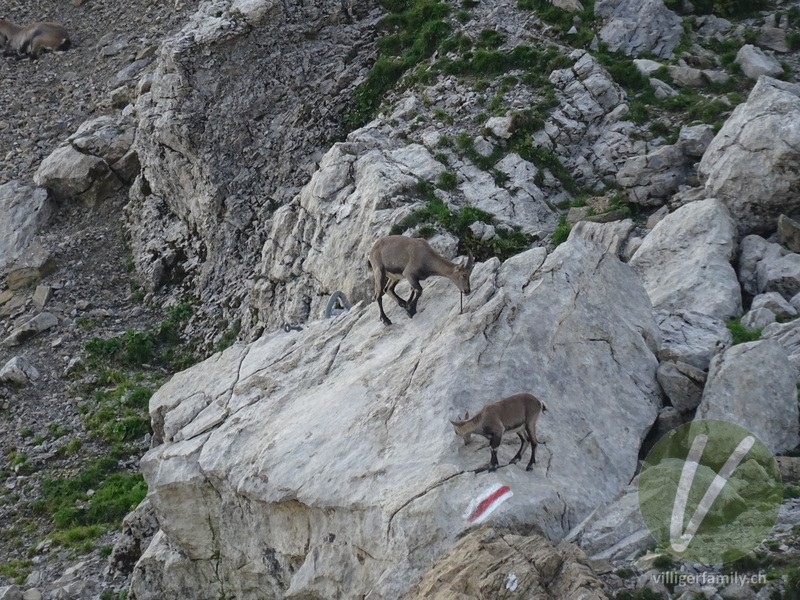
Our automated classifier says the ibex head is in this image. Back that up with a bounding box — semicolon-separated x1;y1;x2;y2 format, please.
452;253;475;295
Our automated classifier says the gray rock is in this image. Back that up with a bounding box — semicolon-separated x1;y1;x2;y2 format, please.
657;361;704;413
617;145;686;205
2;313;60;347
757;252;800;300
400;526;609;600
736;45;783;79
677;124;715;158
0;357;40;385
0;181;52;272
699;78;800;236
739;235;784;296
761;319;800;376
740;306;776;330
32;285;53;309
5;240;57;291
778;214;800;253
630;199;742;320
565;481;654;562
34;145;121;205
130;239;662;600
568;219;635;257
0;586;23;600
656;311;732;371
751;292;796;319
650;78;678;99
698;340;799;454
596;0;682;58
634;59;663;75
758;26;789;53
656;405;683;435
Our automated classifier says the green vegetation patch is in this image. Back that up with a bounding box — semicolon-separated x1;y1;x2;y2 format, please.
37;454;147;531
726;318;763;345
390;180;532;261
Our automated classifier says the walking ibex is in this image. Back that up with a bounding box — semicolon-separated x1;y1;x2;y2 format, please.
368;235;474;326
450;393;546;472
0;20;71;58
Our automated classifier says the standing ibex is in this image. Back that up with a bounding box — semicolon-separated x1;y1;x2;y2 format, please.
368;235;474;326
0;20;71;58
450;393;546;472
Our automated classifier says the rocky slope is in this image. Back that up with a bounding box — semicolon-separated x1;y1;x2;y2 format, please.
3;0;800;598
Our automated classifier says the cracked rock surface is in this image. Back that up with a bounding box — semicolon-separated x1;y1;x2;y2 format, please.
132;237;661;600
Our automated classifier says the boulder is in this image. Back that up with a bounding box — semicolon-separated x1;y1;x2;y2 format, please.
567;219;635;257
762;319;800;376
630;198;742;320
697;340;799;454
399;526;609;600
758;25;790;53
2;313;59;347
5;241;57;291
655;311;732;371
130;238;662;600
676;124;715;158
778;214;800;253
656;361;704;413
0;357;40;385
699;77;800;236
757;253;800;300
125;0;383;334
740;306;776;330
736;44;784;79
595;0;683;58
564;481;654;562
739;235;784;296
34;145;121;205
751;292;796;319
0;181;52;272
616;145;686;206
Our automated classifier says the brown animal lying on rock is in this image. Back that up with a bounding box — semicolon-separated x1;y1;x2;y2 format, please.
0;19;71;58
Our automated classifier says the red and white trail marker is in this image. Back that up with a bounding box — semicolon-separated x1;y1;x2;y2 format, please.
464;484;513;524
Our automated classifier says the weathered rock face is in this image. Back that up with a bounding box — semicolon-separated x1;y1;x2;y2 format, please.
630;198;742;320
595;0;682;59
125;0;382;309
697;340;799;454
399;526;609;600
698;77;800;236
250;134;445;333
130;238;661;600
33;114;138;206
538;50;636;185
0;181;52;272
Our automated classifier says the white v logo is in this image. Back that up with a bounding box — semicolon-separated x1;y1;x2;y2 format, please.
669;433;755;553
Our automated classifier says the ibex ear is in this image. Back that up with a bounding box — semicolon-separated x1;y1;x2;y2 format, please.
464;411;470;420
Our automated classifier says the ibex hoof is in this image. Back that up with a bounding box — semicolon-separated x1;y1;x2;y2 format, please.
526;466;534;472
381;318;392;326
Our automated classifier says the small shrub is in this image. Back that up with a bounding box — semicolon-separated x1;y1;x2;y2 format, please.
551;215;571;247
436;171;458;190
726;318;762;345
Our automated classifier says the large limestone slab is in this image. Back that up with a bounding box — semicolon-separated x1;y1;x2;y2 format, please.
0;181;52;272
630;198;742;320
131;238;661;600
699;77;800;236
595;0;683;59
697;340;799;454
